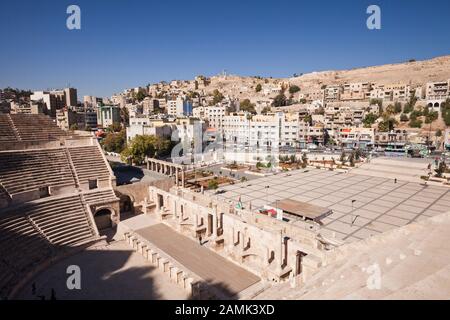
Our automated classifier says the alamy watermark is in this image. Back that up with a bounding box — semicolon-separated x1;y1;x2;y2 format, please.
66;265;81;290
66;5;81;30
367;5;381;30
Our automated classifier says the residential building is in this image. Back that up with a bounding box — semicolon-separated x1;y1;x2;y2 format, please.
64;88;77;107
126;116;172;142
167;97;193;117
426;80;450;109
97;105;121;128
341;82;371;101
223;112;307;148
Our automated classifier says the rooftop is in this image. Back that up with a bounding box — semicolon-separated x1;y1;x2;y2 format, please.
269;199;332;222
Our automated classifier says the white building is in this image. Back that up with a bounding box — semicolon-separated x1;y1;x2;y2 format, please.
126;116;172;142
167;97;193;117
223;112;307;148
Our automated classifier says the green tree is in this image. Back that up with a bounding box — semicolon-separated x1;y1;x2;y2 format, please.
107;123;122;133
208;179;219;190
443;99;450;126
212;89;224;104
288;85;300;94
240;99;256;113
136;90;146;102
434;161;447;178
103;130;126;153
394;102;402;114
272;93;288;107
363;113;378;127
301;153;308;168
378;117;397;132
385;104;395;115
303;114;312;125
348;152;355;167
121;135;172;164
261;106;271;114
340;151;346;164
409;118;423;128
255;84;262;92
370;98;383;108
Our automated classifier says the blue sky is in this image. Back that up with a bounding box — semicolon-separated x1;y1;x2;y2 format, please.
1;0;450;98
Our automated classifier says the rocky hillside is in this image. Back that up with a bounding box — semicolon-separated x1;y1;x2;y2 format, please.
289;55;450;90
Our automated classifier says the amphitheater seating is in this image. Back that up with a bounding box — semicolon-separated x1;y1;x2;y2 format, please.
82;188;119;205
0;212;52;299
0;114;18;142
0;184;10;206
9;114;67;141
0;194;99;299
0;149;76;196
68;146;112;185
28;195;98;246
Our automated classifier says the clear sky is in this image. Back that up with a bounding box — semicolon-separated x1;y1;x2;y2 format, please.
1;0;450;98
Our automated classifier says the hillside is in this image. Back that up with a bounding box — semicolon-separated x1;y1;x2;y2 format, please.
186;55;450;98
289;55;450;90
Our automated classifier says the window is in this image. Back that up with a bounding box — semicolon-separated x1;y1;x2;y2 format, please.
88;179;98;190
39;186;50;198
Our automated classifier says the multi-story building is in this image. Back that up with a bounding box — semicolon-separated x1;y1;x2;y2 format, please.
167;97;193;117
374;130;409;149
426;80;450;109
30;88;74;116
341;82;371;101
126;116;172;142
204;105;227;131
298;89;324;103
56;107;98;131
338;127;375;149
223;112;308;148
64;88;77;107
142;97;155;115
83;95;102;109
10;101;45;115
323;85;343;103
97;105;121;128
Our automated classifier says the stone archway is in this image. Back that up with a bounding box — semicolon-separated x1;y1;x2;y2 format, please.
119;194;134;214
94;208;113;230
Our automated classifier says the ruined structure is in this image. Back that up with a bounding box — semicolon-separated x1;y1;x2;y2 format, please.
0;114;119;299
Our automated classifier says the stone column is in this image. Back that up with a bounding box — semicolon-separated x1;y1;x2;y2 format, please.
172;199;177;220
277;231;283;272
181;170;185;188
175;168;179;186
156;193;161;212
212;214;218;238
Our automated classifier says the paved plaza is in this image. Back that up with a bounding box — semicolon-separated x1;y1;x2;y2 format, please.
136;224;260;297
207;169;450;243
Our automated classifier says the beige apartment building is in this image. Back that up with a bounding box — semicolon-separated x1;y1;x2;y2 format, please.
341;82;371;101
426;80;450;109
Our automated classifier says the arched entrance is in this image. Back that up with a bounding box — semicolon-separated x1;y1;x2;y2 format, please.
119;194;134;213
94;208;113;230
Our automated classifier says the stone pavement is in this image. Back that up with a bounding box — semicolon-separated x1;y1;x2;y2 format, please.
136;223;260;296
207;168;450;243
16;240;189;300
